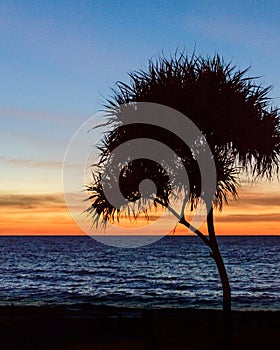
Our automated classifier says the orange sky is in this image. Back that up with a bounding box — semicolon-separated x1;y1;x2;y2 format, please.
1;181;279;236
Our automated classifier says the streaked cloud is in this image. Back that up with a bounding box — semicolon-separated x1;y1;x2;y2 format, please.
184;15;280;57
216;213;280;223
0;107;81;124
0;156;77;169
239;193;280;207
0;193;65;209
0;156;62;168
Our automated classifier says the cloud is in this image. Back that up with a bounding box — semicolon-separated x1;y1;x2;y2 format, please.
184;14;280;58
0;192;88;213
0;156;61;168
241;194;280;207
216;213;280;223
0;193;65;209
0;108;80;124
0;156;77;169
234;187;280;207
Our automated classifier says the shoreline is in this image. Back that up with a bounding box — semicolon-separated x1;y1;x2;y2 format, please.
0;305;279;349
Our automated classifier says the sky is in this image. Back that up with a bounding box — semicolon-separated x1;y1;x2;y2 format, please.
1;0;280;235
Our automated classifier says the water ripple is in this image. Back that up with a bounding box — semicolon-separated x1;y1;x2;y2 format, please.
0;236;279;310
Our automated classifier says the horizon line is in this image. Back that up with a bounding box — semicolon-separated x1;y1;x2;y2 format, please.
0;234;279;237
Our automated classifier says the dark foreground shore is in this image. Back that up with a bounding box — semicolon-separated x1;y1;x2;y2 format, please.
0;305;279;349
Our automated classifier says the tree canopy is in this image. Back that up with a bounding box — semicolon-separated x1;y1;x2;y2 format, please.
86;52;280;226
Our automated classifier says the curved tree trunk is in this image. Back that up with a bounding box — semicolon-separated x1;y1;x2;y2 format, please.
167;200;232;346
207;206;232;347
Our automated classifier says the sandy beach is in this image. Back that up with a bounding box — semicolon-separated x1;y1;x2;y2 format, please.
0;305;279;349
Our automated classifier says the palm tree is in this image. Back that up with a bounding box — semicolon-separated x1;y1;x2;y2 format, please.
85;52;280;346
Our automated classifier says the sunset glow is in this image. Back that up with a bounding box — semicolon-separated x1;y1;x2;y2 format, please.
1;183;279;235
1;1;280;236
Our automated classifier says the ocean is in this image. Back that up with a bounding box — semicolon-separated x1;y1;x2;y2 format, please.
0;236;279;310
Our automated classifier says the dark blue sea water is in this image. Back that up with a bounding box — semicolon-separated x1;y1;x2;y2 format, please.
0;236;279;310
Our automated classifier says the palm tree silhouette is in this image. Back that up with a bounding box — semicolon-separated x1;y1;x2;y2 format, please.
86;52;280;346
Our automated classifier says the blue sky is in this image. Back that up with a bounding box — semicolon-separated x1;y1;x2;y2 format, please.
2;0;280;115
1;0;280;234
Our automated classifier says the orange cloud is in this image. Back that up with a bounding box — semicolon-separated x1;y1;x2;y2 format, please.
0;193;65;209
0;193;83;235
